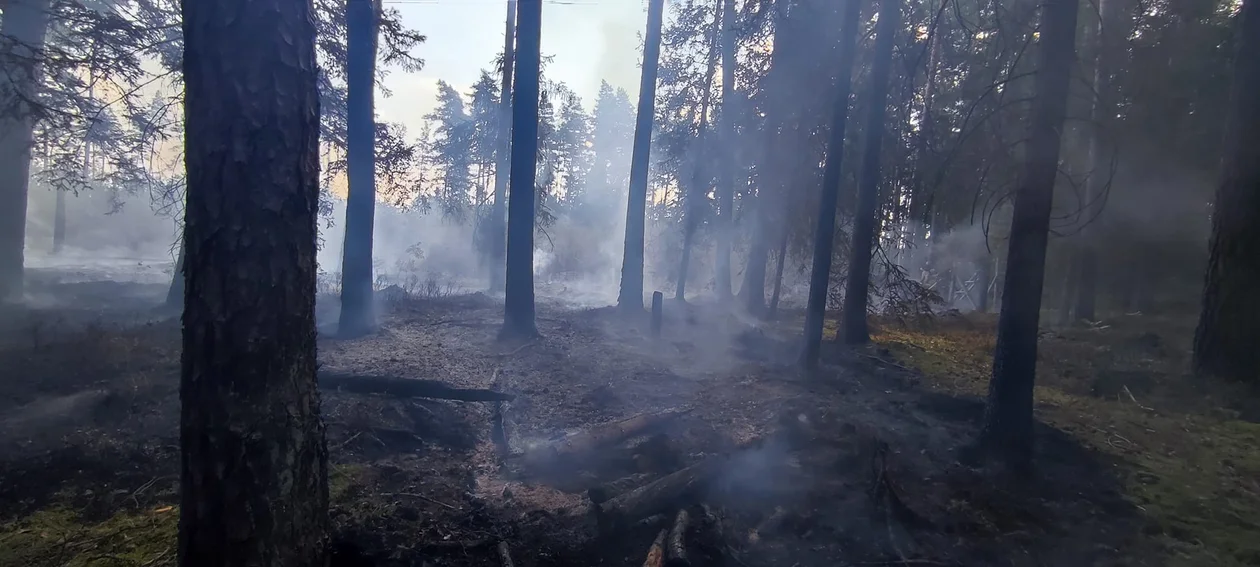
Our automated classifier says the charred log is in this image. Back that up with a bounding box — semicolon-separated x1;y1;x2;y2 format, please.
318;372;515;402
520;407;692;469
666;509;691;567
642;529;668;567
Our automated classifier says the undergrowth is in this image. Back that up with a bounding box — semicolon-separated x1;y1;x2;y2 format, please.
872;312;1260;567
0;464;370;567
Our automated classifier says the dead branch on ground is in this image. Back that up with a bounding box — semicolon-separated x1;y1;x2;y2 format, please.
642;529;668;567
319;371;515;402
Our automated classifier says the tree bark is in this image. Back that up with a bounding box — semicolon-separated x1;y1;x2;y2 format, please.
501;0;542;339
490;0;517;294
800;0;862;369
337;0;381;338
977;0;1079;465
840;0;900;345
713;0;737;302
179;0;328;564
675;0;722;302
1193;0;1260;383
166;238;185;310
618;0;666;312
0;0;52;301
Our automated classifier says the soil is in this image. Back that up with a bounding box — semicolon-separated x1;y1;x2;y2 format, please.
0;275;1150;567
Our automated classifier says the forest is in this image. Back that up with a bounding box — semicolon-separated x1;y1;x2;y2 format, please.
0;0;1257;565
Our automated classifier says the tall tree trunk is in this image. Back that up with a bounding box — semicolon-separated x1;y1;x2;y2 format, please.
490;0;517;293
0;0;52;301
618;0;666;312
501;0;542;338
740;0;798;318
713;0;737;302
976;249;993;312
1073;0;1126;322
840;0;900;345
53;189;66;254
675;0;722;302
179;0;328;563
337;0;380;338
977;0;1078;466
54;134;72;254
800;0;862;369
1193;0;1260;383
767;223;789;316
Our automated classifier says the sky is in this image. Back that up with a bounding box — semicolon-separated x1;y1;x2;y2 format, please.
376;0;654;136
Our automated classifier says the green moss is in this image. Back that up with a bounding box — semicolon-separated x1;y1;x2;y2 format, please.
872;316;1260;567
0;506;176;567
330;462;367;504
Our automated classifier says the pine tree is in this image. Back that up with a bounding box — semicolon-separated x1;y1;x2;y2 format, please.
1193;0;1260;383
426;80;476;220
501;0;543;339
978;0;1080;466
619;0;667;312
0;0;52;301
801;0;863;369
179;0;328;563
338;0;381;338
841;0;901;345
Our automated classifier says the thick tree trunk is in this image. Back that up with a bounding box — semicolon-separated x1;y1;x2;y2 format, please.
179;0;328;564
618;0;666;313
0;0;52;301
840;0;900;345
1193;0;1260;383
713;0;737;302
740;221;772;315
490;0;517;294
800;0;862;369
337;0;380;338
675;0;722;302
501;0;542;338
977;0;1078;466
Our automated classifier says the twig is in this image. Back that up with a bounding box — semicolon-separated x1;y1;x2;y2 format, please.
140;548;172;567
496;341;536;358
859;353;912;372
332;432;363;451
385;492;458;510
1122;385;1153;412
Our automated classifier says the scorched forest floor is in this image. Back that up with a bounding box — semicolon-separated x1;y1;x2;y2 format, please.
0;274;1256;567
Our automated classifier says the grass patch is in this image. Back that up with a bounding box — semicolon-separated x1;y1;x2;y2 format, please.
0;506;177;567
0;463;371;567
872;313;1260;567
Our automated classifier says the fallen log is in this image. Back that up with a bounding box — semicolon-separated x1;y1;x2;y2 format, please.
642;529;668;567
666;509;690;567
594;435;778;531
497;541;515;567
521;407;691;465
594;457;722;531
318;372;515;402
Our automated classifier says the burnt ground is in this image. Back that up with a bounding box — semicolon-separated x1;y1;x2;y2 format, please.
0;279;1154;567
